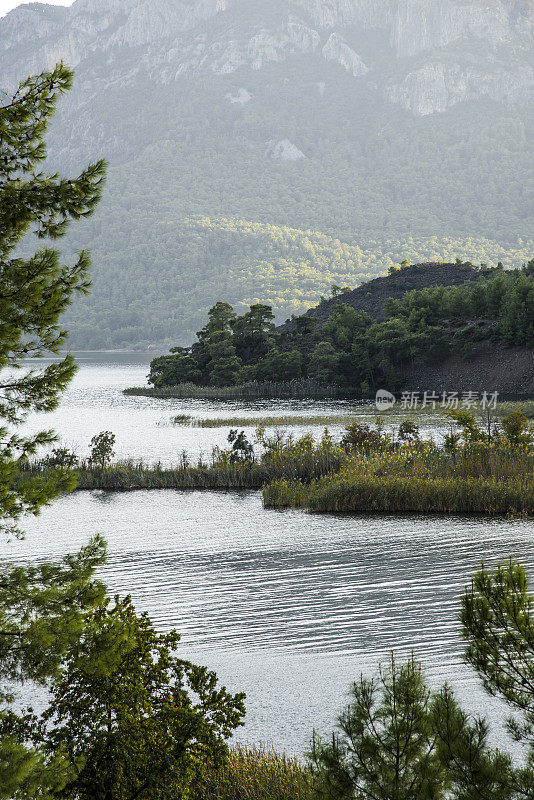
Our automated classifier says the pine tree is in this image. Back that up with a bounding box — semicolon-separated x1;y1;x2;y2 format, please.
309;656;447;800
461;560;534;796
0;62;105;538
0;63;106;797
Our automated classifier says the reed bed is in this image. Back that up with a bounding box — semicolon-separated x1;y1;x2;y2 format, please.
124;379;341;400
262;440;534;516
263;474;534;516
191;744;312;800
493;400;534;419
22;425;534;517
182;415;363;429
74;463;264;491
20;432;345;492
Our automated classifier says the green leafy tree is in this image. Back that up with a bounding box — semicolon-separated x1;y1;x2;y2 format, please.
227;430;254;463
398;420;420;442
30;596;246;800
41;447;79;469
197;302;237;344
254;348;303;382
294;315;317;339
148;349;202;387
309;558;534;800
0;536;108;799
89;431;116;469
207;334;242;386
194;303;242;385
309;654;516;800
308;341;341;384
232;303;275;362
444;409;486;443
500;410;534;448
341;422;385;452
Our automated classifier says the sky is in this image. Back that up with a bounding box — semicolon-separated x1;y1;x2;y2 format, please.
0;0;74;17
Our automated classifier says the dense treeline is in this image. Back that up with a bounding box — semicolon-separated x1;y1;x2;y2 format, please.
149;261;534;393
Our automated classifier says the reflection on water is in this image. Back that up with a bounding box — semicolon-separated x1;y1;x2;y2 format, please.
4;489;533;755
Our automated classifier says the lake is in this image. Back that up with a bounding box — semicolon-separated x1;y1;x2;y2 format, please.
2;353;533;757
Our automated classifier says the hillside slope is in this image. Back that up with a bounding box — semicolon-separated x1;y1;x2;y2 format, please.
401;342;534;396
278;261;485;331
2;0;533;348
146;262;534;396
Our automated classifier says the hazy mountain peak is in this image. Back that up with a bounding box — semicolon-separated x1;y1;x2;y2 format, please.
1;0;532;110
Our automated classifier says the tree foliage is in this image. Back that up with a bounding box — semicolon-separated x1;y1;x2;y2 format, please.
310;656;446;800
17;596;245;800
0;62;106;796
0;62;105;537
150;263;534;392
312;561;534;800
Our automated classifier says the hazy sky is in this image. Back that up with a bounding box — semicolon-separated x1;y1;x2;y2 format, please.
0;0;74;17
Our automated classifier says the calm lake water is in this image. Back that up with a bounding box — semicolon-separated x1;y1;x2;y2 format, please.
20;352;444;464
2;353;533;756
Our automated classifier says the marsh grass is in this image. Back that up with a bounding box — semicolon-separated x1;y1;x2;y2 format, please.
371;401;534;421
172;405;533;431
492;400;534;419
262;440;534;516
124;380;341;399
263;474;534;516
191;744;312;800
182;415;363;428
22;424;534;516
21;431;344;491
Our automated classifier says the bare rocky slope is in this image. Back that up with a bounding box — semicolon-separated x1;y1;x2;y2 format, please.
401;342;534;396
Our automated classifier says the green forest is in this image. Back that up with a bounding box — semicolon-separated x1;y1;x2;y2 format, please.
40;58;533;349
148;261;534;393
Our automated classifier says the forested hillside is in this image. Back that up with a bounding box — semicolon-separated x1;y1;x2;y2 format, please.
3;0;533;349
147;261;534;395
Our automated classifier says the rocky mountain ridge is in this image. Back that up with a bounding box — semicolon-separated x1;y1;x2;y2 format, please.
2;0;533;116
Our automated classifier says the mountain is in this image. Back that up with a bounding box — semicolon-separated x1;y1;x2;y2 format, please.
2;0;533;349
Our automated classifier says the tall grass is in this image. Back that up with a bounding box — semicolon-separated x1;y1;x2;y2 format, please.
124;379;341;399
264;475;534;516
23;425;534;516
262;440;534;516
20;431;344;492
191;744;312;800
182;415;362;429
